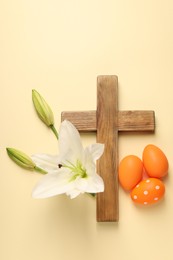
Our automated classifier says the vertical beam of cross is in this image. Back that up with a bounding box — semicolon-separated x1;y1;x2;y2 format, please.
96;76;118;221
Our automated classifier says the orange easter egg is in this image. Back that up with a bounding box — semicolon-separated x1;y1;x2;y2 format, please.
119;155;143;191
142;144;168;178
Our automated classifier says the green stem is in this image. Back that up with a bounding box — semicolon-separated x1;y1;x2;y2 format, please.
50;125;59;139
34;166;48;174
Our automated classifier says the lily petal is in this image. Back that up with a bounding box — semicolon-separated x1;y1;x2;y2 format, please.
82;144;104;177
32;168;74;198
66;189;82;199
86;143;104;162
58;120;83;163
82;148;95;176
31;154;59;172
82;174;104;193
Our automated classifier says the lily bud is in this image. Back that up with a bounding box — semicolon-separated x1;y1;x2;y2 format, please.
32;89;54;127
7;148;36;169
32;89;58;139
6;148;47;174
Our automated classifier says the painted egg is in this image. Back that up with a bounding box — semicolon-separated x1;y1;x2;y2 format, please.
142;144;168;178
119;155;143;191
131;178;165;205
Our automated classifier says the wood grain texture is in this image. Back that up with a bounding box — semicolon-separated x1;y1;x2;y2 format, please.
118;110;155;131
61;111;96;132
96;75;119;222
61;110;155;132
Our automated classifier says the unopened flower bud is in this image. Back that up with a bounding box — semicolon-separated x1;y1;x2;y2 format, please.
6;148;47;174
32;89;58;139
32;89;54;127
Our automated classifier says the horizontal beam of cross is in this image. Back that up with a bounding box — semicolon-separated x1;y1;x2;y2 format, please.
61;110;155;132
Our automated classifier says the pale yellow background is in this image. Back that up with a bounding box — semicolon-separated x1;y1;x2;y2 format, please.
1;1;173;260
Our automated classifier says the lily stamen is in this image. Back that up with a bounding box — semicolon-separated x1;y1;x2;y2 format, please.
62;160;87;181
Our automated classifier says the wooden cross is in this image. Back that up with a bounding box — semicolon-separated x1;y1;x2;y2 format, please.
61;75;155;222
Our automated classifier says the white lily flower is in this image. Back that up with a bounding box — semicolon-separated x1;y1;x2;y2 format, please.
32;120;104;199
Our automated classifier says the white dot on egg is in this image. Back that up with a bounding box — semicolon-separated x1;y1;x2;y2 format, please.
136;184;139;188
144;190;149;195
155;185;160;190
144;202;148;205
154;197;159;201
146;179;150;183
133;195;138;200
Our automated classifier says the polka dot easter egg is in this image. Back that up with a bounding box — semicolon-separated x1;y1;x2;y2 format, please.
131;178;165;205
